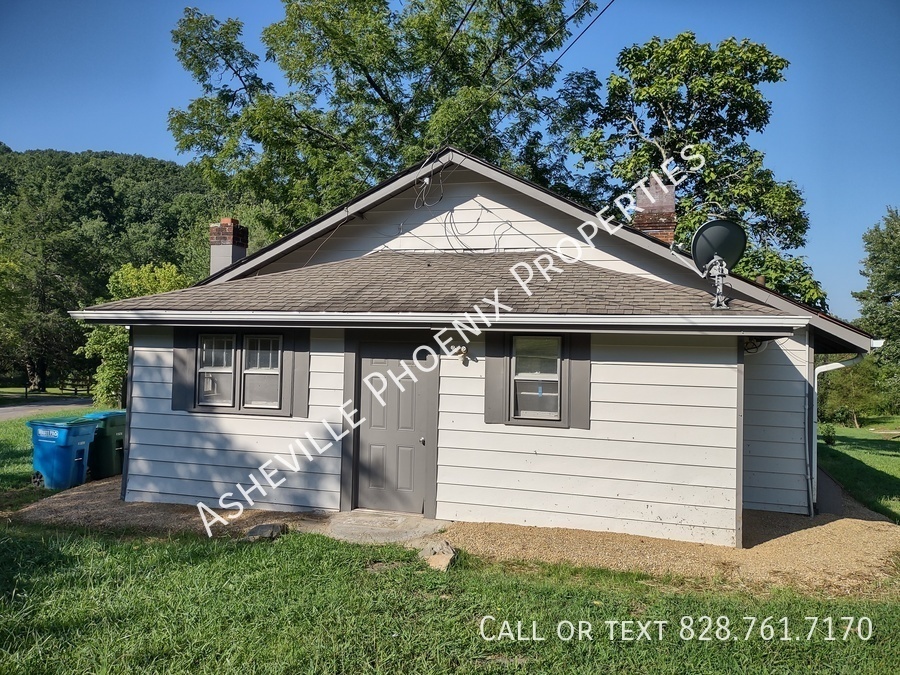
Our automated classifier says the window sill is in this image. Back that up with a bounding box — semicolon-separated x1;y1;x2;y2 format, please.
501;417;572;429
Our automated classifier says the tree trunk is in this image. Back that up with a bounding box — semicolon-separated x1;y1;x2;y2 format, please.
36;357;47;393
24;356;47;392
24;357;39;392
852;411;860;429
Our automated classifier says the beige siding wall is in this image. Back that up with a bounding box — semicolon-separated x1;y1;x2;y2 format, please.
255;168;704;289
126;326;345;513
741;329;810;514
436;334;740;546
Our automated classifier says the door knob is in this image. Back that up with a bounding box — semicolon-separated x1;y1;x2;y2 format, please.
419;437;425;445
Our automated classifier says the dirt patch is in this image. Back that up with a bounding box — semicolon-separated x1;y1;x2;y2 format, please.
444;496;900;597
11;477;331;537
11;478;900;597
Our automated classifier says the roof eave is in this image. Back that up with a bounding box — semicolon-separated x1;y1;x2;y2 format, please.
70;309;807;336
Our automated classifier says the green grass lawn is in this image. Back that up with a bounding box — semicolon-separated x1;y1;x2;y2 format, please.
818;417;900;522
0;525;896;674
0;409;897;672
0;407;99;512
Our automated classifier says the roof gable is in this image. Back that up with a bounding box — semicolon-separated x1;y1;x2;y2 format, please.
156;148;876;351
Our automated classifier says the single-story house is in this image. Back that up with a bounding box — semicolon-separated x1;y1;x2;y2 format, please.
73;147;876;547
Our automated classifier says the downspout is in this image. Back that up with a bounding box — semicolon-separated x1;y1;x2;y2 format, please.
811;339;885;511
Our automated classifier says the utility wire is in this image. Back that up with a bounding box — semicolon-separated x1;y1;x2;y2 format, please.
435;0;617;188
303;0;615;267
414;0;596;174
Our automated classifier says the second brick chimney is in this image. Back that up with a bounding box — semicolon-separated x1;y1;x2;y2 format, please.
209;217;248;275
632;179;676;244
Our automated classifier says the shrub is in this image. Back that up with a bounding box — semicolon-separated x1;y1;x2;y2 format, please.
821;423;837;446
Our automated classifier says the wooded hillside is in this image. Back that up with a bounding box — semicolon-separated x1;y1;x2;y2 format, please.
0;143;213;390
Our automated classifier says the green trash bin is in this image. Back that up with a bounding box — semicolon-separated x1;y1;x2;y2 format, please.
83;411;126;479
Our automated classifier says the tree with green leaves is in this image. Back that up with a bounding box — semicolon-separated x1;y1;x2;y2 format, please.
168;0;591;237
79;263;189;406
0;147;212;387
819;355;886;428
170;7;825;308
852;207;900;411
552;32;826;308
551;32;826;309
0;167;99;390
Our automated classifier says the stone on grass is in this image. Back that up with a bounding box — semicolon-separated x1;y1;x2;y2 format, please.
244;523;288;542
418;539;455;572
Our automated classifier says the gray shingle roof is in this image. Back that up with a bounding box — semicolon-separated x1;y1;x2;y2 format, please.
86;251;787;317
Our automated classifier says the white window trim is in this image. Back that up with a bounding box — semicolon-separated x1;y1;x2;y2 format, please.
197;334;236;407
241;335;283;410
511;336;562;421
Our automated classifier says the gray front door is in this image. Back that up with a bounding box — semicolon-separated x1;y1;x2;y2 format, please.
357;344;437;513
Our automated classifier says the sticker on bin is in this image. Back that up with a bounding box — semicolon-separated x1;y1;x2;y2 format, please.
37;428;60;439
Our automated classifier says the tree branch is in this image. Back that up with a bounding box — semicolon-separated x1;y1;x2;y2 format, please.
354;62;403;131
291;109;352;151
624;105;667;163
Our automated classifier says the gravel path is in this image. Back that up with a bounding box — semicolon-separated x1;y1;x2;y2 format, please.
10;478;899;597
444;496;900;597
0;398;93;421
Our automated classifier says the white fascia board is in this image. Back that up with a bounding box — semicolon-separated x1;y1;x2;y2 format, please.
71;309;809;329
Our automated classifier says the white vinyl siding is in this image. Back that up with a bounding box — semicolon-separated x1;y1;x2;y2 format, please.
436;334;740;546
254;168;705;289
742;329;810;514
126;326;344;512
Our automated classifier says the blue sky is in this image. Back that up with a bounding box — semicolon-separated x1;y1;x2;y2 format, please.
1;0;897;320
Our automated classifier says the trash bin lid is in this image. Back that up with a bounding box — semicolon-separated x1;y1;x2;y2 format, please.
82;410;126;420
26;416;100;428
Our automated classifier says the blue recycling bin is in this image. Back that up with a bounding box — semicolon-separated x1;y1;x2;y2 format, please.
27;417;99;489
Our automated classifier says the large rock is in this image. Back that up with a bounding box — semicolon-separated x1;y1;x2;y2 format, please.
418;539;455;572
243;523;288;542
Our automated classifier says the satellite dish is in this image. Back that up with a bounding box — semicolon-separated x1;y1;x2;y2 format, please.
691;219;747;270
688;220;747;310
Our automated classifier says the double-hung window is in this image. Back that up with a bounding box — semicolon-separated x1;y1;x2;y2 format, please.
511;336;561;420
173;329;309;417
242;336;282;409
484;333;591;429
197;335;236;406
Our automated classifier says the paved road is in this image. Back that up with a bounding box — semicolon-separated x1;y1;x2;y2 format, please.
0;398;94;422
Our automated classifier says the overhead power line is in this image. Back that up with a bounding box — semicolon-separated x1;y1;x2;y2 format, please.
415;0;597;171
430;0;618;187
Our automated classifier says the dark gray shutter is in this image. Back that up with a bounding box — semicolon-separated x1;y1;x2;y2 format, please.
484;332;508;424
291;329;311;418
568;333;591;430
171;328;195;411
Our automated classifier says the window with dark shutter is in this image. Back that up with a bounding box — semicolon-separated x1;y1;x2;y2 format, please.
484;332;591;429
173;328;309;417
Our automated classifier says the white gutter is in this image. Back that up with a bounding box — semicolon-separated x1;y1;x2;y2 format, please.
70;309;811;329
810;338;885;509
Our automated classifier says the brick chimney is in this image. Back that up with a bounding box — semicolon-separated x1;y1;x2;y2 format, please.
209;217;248;275
632;179;676;244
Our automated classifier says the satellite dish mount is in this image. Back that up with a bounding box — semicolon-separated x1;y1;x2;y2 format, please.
669;219;748;310
703;254;731;309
